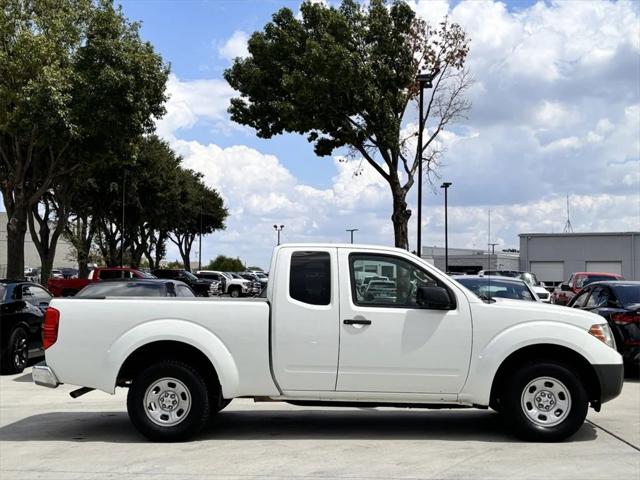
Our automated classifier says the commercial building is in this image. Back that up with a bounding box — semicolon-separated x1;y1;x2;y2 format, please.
421;246;520;274
0;212;75;277
519;232;639;285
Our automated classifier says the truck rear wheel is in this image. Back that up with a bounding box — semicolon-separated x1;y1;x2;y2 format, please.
503;361;588;442
127;360;210;442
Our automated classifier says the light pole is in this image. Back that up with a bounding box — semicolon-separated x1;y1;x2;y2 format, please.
415;68;439;257
346;228;358;244
273;224;284;246
198;202;203;271
440;182;452;272
120;171;127;267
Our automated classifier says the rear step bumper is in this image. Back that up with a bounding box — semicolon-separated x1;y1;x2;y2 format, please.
32;362;60;388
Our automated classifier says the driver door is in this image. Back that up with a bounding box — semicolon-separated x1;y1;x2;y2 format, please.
336;250;472;394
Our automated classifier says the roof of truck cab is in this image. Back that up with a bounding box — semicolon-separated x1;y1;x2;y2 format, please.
275;243;414;251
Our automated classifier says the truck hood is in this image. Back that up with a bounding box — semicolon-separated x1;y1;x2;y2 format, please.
478;298;605;330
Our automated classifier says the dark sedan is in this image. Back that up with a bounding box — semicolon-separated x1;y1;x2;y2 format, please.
76;279;195;298
453;275;539;302
568;281;640;368
0;280;52;374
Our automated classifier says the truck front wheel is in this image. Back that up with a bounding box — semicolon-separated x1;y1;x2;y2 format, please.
503;361;588;442
127;360;210;442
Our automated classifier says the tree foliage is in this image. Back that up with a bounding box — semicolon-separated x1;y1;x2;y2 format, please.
206;255;245;272
0;0;169;279
225;0;471;249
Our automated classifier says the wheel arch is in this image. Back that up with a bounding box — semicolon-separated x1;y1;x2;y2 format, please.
106;320;240;398
489;344;601;410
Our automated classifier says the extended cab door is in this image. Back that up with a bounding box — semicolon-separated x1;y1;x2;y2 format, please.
336;249;472;394
271;247;339;391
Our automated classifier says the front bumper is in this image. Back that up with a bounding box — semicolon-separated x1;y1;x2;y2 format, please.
32;362;60;388
594;363;624;404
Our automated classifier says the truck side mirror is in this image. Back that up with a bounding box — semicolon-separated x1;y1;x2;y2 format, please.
416;286;454;310
560;284;571;292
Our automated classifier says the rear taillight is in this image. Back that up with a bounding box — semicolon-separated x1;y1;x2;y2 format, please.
611;313;640;325
43;307;60;349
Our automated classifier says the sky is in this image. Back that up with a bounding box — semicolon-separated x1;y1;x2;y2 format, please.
5;0;640;269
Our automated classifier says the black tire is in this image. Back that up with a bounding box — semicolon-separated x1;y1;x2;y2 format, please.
2;327;29;374
127;360;210;442
502;361;588;442
229;287;240;298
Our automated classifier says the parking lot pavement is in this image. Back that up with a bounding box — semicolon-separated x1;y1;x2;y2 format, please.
0;370;638;480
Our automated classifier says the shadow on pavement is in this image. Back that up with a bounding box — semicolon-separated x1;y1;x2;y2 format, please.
0;408;597;444
12;372;33;383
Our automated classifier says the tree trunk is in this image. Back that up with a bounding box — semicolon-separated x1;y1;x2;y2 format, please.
5;208;27;279
390;183;411;251
28;196;66;286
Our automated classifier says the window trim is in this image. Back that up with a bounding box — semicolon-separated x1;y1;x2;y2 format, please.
348;252;456;310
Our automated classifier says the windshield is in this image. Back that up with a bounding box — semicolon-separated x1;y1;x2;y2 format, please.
256;273;267;278
578;275;622;288
182;271;199;281
612;285;640;308
518;272;538;286
455;277;536;302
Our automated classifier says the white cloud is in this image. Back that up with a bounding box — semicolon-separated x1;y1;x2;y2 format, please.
156;74;235;139
217;30;249;61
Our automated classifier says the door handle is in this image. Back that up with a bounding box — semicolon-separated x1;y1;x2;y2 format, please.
343;319;372;326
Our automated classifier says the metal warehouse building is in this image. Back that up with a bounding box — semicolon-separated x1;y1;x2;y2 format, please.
519;232;640;285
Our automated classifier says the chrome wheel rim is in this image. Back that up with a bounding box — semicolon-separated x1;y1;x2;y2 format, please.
521;376;571;427
143;377;191;427
13;334;27;370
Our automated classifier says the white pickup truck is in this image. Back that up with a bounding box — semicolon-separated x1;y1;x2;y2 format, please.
33;244;623;442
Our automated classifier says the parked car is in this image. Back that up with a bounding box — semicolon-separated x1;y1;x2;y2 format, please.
568;281;640;368
76;279;196;298
243;271;268;289
454;275;540;302
552;272;624;306
195;270;251;297
50;269;64;279
1;280;52;374
478;270;550;302
35;244;622;442
362;280;397;303
48;267;155;297
152;269;217;297
236;272;263;295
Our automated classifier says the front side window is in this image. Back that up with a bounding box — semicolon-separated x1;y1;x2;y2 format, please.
99;270;123;280
571;289;591;308
289;251;331;306
586;287;609;309
350;254;441;307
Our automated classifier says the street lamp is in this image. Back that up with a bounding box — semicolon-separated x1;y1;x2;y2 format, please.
273;224;284;246
440;182;452;272
346;228;358;244
415;68;439;257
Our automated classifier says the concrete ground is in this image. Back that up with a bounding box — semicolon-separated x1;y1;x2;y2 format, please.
0;369;638;480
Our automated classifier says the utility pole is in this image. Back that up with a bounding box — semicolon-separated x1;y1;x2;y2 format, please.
346;228;358;244
440;182;452;272
198;202;203;271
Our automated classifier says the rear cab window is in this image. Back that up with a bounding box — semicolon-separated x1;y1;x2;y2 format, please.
289;251;331;306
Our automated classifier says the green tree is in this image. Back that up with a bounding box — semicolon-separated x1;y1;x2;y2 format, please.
167;170;228;272
0;0;168;280
206;255;245;272
225;0;470;249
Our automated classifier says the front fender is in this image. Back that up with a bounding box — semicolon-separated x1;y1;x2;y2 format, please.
459;321;622;406
102;319;240;397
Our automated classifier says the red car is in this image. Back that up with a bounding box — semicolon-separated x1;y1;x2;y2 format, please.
47;267;154;297
551;271;624;305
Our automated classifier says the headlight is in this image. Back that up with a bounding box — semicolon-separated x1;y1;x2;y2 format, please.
588;323;616;350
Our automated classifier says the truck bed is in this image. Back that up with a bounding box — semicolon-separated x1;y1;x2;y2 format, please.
45;296;279;397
